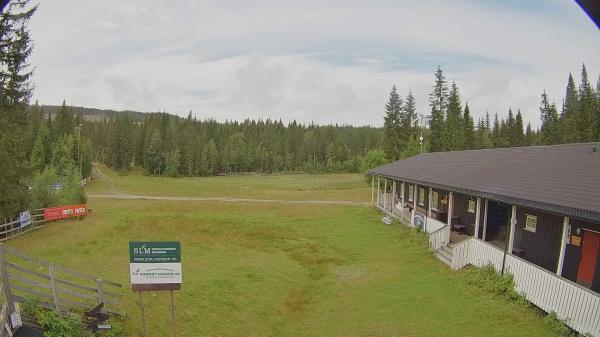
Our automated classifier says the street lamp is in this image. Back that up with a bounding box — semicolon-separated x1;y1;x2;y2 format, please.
76;123;84;177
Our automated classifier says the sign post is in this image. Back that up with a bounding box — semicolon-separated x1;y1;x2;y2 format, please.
129;241;181;337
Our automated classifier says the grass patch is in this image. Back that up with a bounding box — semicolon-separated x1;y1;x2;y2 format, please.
87;164;370;202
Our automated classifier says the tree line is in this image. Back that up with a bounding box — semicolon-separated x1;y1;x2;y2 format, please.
382;65;600;161
0;2;87;220
86;114;382;177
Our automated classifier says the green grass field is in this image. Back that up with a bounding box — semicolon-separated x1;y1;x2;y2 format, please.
7;170;556;336
87;165;371;202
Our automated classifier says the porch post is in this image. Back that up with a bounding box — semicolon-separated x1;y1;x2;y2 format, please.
508;205;517;253
371;177;375;206
474;197;481;238
400;182;405;206
376;177;380;205
411;184;418;226
427;187;432;217
482;199;489;240
447;192;454;226
391;181;396;213
556;217;569;276
384;179;388;211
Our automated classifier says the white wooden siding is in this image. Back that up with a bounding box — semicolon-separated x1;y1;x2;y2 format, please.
456;238;600;337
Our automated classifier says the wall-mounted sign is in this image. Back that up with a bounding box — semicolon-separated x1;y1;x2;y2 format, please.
413;211;427;230
570;236;581;246
129;241;181;291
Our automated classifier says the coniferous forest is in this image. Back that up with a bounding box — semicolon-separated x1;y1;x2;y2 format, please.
1;0;599;221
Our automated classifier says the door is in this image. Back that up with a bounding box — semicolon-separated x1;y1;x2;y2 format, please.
577;230;600;287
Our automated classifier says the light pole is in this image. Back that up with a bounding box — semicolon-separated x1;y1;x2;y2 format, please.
77;123;84;177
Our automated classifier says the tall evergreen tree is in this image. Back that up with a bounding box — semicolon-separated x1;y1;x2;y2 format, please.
382;86;402;160
561;73;579;142
428;66;448;152
462;103;475;150
443;81;463;151
514;110;525;146
0;0;37;218
578;64;599;141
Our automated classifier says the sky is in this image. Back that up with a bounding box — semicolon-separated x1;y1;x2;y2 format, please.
28;0;600;128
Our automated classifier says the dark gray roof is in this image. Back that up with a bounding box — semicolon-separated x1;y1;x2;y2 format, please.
368;143;600;222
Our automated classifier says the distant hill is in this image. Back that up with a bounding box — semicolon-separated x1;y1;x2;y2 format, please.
37;104;149;122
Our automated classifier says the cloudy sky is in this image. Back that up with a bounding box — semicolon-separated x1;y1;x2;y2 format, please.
29;0;599;127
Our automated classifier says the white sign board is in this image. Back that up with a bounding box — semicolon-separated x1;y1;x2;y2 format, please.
129;241;181;291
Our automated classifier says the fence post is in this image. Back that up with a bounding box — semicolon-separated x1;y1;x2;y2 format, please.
0;245;16;314
96;278;106;307
48;263;61;312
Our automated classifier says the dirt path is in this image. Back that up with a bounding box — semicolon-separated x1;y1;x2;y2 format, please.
87;194;370;206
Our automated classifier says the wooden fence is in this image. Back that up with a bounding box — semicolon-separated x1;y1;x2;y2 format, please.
0;245;123;318
0;303;10;337
453;238;600;337
0;209;45;243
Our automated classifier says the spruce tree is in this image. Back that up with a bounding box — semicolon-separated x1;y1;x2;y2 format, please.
428;66;448;152
443;81;463;151
0;0;37;218
561;73;579;142
462;103;475;150
514;110;525;146
382;86;402;161
577;64;599;141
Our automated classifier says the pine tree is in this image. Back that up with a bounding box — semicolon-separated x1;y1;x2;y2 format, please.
429;66;448;152
382;86;402;161
462;103;475;150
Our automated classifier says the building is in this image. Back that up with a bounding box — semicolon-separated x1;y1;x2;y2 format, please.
368;143;600;337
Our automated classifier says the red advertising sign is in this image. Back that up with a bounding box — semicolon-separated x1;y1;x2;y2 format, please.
43;204;87;221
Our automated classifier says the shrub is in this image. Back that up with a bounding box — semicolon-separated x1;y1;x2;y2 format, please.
36;310;92;337
464;264;526;304
21;294;41;317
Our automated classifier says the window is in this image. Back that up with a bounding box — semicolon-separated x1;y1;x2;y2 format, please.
408;185;414;201
525;214;537;233
418;188;425;206
467;200;476;213
431;191;439;210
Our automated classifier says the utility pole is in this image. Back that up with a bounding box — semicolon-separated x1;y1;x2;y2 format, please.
77;123;84;177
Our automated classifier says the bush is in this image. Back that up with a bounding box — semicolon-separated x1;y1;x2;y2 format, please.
360;149;387;183
21;294;41;317
36;310;92;337
464;264;526;304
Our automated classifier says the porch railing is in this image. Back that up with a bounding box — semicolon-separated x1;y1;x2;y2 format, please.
456;238;600;337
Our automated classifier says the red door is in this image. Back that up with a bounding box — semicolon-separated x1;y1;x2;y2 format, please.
577;230;600;287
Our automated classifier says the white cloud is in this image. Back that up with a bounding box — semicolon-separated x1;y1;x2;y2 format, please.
29;0;600;128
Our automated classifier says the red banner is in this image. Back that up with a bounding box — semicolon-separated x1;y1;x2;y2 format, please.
43;204;87;221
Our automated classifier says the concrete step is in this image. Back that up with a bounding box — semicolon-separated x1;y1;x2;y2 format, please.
381;216;393;225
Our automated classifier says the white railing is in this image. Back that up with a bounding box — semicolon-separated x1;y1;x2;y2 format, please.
450;238;470;270
456;238;600;337
377;192;393;214
428;225;448;251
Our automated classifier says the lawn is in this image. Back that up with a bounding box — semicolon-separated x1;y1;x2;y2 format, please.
87;165;371;202
6;173;557;337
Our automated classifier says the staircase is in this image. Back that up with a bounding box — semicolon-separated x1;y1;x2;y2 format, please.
436;245;453;266
380;215;393;225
